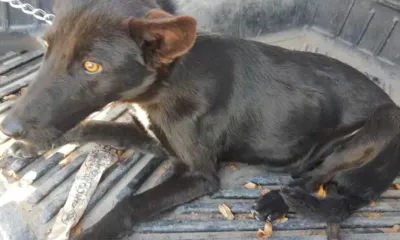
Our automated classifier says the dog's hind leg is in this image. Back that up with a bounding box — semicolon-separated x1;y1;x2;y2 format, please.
293;139;383;193
252;122;365;221
280;104;400;237
292;104;400;193
290;121;364;178
258;104;400;223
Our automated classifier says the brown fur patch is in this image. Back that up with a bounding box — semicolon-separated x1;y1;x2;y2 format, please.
126;10;197;70
146;9;174;19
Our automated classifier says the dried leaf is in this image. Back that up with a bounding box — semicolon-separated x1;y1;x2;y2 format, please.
59;153;76;167
229;162;239;171
244;182;258;189
369;201;376;207
316;185;327;198
256;221;273;239
116;150;125;161
367;212;381;218
248;212;255;219
274;215;288;224
257;229;268;239
20;87;27;95
3;94;17;101
119;149;134;161
264;221;273;234
7;171;20;180
74;226;82;234
260;188;271;196
395;184;400;190
218;204;234;220
392;224;400;232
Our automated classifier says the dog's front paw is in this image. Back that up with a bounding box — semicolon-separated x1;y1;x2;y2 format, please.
7;141;45;158
251;189;289;221
72;197;136;240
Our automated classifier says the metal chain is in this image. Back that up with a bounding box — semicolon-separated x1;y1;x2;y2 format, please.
0;0;54;25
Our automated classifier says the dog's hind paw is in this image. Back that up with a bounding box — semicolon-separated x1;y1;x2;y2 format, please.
251;189;289;221
288;174;324;193
280;186;323;218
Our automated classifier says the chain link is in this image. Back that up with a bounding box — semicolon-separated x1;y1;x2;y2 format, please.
0;0;55;25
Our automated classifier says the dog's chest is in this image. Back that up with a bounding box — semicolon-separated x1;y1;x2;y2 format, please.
130;103;181;143
131;103;196;160
130;104;158;141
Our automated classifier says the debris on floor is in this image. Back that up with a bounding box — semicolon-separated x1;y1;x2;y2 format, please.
218;203;234;221
47;145;118;240
257;221;273;239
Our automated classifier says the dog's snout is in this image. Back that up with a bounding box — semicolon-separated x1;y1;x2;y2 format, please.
1;116;25;138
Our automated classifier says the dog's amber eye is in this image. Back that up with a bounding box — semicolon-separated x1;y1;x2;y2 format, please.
83;61;102;74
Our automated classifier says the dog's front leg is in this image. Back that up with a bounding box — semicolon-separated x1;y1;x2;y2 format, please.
8;121;167;158
60;121;167;156
73;170;219;240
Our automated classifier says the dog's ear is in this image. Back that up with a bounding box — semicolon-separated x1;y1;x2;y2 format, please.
125;9;197;70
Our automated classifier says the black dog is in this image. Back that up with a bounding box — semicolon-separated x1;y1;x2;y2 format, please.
2;0;400;239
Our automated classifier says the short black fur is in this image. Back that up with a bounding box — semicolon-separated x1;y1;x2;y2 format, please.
1;1;400;239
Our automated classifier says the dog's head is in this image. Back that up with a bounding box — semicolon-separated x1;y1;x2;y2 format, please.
0;7;197;150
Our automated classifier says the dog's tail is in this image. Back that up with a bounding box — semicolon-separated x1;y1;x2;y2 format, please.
281;104;400;223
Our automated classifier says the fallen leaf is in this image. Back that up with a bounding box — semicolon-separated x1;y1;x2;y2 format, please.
20;87;27;95
116;150;124;160
260;188;271;195
392;224;400;232
59;153;76;167
7;171;20;180
257;229;268;239
369;201;376;207
244;182;258;189
367;212;381;218
248;212;255;219
119;149;134;161
395;184;400;190
2;94;17;101
229;162;239;171
316;185;327;198
274;215;288;224
74;226;82;234
256;221;273;239
218;204;234;220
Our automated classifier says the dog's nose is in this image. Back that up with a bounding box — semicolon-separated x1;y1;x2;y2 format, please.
0;116;25;138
